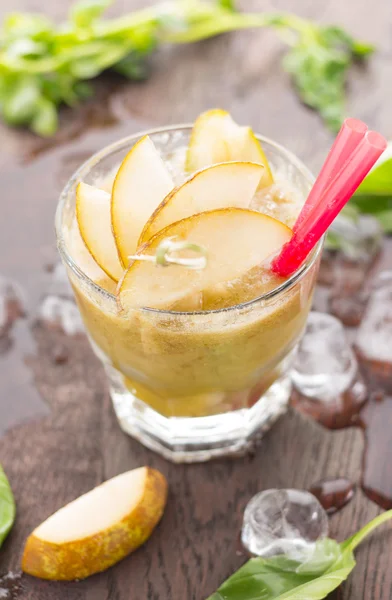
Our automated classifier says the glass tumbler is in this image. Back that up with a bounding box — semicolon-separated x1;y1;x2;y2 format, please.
55;126;321;463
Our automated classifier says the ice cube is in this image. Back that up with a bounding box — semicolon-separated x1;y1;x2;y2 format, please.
39;295;84;336
291;312;360;402
251;181;303;228
38;262;85;336
355;272;392;387
329;294;367;328
356;272;392;363
241;489;329;562
46;262;73;299
328;214;383;263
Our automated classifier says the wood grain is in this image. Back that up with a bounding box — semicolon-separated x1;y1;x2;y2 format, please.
0;0;391;598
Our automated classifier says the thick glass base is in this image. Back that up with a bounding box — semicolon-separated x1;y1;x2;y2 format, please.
107;364;292;463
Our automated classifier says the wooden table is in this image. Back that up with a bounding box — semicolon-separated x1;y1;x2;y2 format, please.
0;1;392;598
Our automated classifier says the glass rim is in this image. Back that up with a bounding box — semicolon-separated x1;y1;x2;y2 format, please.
55;123;322;317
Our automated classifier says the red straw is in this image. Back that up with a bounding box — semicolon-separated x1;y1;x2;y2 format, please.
272;130;387;277
294;118;368;232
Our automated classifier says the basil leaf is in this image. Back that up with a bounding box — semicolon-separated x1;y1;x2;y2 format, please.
339;509;392;554
0;465;16;548
207;558;315;600
207;553;351;600
207;510;392;600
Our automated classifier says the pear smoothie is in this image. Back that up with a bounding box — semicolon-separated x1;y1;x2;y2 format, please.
57;110;321;459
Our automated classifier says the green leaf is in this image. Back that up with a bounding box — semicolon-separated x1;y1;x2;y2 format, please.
351;40;374;57
1;75;41;124
31;97;58;136
2;12;52;41
218;0;236;11
6;38;47;59
207;511;392;600
350;193;392;214
70;0;112;28
42;73;79;105
355;157;392;196
73;80;93;99
340;510;392;554
0;465;16;548
113;53;149;80
206;551;351;600
346;143;392;227
283;37;350;132
70;57;103;78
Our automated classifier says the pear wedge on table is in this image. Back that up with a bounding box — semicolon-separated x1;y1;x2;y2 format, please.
119;208;292;311
22;467;168;581
139;161;264;245
111;135;174;266
186;109;273;188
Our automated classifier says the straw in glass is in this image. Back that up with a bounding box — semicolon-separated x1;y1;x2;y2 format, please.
294;118;368;232
272;130;387;277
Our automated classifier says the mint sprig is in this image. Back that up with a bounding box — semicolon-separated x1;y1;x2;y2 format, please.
0;0;373;136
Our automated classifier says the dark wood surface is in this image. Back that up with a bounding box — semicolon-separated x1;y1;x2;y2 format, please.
0;0;392;599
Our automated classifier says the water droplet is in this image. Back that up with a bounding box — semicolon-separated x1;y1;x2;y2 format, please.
309;478;355;515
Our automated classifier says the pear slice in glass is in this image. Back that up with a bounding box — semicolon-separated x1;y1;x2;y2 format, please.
119;208;292;311
139;161;264;246
186;109;273;188
76;182;123;282
111;135;174;266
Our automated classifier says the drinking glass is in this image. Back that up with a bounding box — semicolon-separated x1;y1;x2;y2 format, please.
55;126;322;463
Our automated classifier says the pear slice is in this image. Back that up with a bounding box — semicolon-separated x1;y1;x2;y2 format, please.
139;161;264;246
76;182;123;282
186;109;273;188
68;220;117;293
111;136;174;267
119;208;292;311
22;467;167;581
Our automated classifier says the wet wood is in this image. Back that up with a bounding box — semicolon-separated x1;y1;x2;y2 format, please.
0;0;392;599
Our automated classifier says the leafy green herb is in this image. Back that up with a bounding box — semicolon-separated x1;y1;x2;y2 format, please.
207;510;392;600
0;465;16;548
0;0;373;136
282;24;373;132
